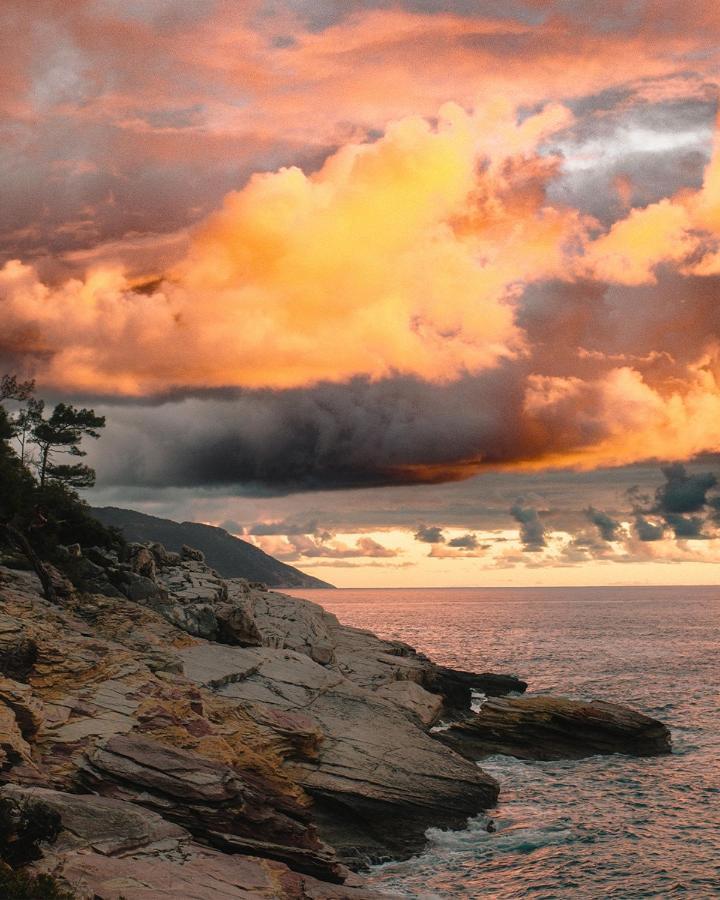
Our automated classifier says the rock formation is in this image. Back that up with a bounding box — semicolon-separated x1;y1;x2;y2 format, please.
0;542;672;898
0;544;506;897
435;695;672;761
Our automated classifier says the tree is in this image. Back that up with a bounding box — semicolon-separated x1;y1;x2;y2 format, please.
0;375;35;403
10;397;44;465
30;403;106;490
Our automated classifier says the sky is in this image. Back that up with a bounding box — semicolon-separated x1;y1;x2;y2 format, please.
3;1;720;586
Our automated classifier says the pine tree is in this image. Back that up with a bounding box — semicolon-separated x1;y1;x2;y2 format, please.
30;403;106;490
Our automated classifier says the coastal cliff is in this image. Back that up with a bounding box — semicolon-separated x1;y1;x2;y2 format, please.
0;543;670;899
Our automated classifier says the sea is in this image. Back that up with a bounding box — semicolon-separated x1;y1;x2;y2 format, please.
287;586;720;899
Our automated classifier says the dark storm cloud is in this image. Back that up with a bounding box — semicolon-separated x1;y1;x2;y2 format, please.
90;369;541;493
633;514;665;541
510;503;546;550
663;513;708;539
414;524;446;544
654;463;718;514
585;506;622;542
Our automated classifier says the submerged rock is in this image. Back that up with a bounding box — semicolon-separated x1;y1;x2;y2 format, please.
434;695;672;761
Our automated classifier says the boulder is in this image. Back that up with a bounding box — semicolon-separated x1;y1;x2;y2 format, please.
126;544;157;581
434;695;672;761
181;545;206;563
215;600;263;647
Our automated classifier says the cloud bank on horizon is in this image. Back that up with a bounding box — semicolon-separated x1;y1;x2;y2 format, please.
2;0;720;510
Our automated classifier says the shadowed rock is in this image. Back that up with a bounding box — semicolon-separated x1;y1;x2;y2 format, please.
434;695;672;761
0;786;394;899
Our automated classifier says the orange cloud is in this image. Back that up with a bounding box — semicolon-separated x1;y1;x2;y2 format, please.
4;96;720;476
0;101;584;393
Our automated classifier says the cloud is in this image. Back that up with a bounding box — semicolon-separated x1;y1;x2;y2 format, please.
248;517;321;535
654;463;718;514
4;5;720;500
663;512;708;539
510;503;546;550
585;506;622;541
0;100;582;395
414;524;445;543
633;514;665;541
252;533;399;560
447;532;479;549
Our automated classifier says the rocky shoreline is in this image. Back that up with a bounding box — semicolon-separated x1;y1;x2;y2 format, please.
0;543;671;898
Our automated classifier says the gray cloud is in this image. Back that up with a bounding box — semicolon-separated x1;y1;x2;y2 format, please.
248;517;321;536
414;524;445;544
585;506;622;542
633;514;665;542
447;532;479;550
279;534;398;560
510;503;546;550
663;513;707;539
654;463;718;514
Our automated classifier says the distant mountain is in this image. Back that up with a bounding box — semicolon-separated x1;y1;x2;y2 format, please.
91;507;333;589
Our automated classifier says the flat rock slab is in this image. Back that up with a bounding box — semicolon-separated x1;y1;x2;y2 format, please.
435;695;672;761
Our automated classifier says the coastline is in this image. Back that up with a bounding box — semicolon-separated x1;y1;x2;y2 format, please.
0;544;671;898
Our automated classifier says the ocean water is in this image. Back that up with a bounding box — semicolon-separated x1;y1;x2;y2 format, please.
288;586;720;899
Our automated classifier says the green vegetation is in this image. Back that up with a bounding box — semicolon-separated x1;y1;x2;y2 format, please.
0;374;122;594
0;863;75;899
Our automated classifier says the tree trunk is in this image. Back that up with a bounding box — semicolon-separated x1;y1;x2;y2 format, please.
39;445;49;489
0;523;57;604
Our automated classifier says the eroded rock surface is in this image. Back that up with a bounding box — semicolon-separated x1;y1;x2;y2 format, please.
435;695;672;761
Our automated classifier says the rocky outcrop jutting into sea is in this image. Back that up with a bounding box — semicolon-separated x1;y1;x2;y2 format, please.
435;695;672;761
0;542;671;898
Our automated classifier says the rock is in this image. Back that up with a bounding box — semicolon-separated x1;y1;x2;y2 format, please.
181;545;205;563
84;546;120;568
0;786;394;899
127;544;157;580
180;643;499;864
0;677;44;740
77;732;345;883
374;680;443;728
0;618;37;682
117;571;165;603
215;600;263;647
434;695;673;761
0;702;33;773
422;666;528;714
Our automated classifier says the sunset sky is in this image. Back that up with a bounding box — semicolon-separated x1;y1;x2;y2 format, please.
3;1;720;585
